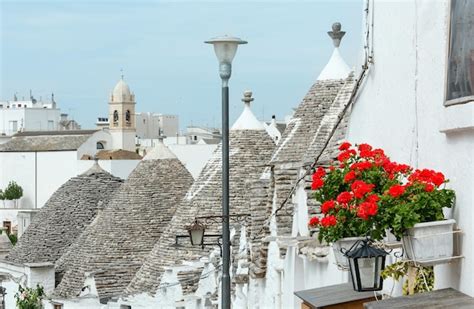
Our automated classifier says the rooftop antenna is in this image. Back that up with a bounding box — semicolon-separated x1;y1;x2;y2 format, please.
120;68;124;80
158;128;166;143
51;92;55;103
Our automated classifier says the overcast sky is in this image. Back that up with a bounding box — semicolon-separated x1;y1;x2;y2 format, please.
0;0;363;130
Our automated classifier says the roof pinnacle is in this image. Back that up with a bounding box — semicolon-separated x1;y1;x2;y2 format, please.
241;90;254;106
327;22;345;48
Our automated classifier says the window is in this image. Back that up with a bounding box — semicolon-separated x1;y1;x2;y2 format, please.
96;142;105;150
113;110;119;124
53;304;63;309
3;221;11;234
125;110;131;125
446;0;474;105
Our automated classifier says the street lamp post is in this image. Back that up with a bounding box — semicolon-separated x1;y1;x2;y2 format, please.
205;35;247;309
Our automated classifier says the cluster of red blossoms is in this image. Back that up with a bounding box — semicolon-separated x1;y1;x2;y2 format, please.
309;141;447;230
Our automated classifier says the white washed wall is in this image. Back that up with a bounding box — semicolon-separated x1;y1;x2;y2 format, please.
0;151;76;210
77;159;140;180
168;144;218;179
347;0;474;296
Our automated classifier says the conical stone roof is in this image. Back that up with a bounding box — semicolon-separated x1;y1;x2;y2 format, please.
54;141;193;300
126;91;276;297
6;163;123;264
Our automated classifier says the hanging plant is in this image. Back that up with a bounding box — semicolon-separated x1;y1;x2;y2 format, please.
381;260;434;295
308;142;455;243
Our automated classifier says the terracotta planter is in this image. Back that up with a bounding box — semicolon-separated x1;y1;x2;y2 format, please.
402;219;456;264
332;237;365;269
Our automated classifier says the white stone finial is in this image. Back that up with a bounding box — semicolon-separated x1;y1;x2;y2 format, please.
317;22;351;80
231;90;264;130
328;22;345;48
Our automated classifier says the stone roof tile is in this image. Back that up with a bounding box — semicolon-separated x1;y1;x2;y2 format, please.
125;129;275;296
54;150;193;300
6;164;123;264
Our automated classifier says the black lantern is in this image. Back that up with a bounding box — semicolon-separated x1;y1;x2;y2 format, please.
186;219;206;247
344;239;388;292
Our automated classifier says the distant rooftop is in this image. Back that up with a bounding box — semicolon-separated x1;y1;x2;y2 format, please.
0;130;98;152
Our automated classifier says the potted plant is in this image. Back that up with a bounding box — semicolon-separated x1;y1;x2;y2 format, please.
4;181;23;208
309;142;408;267
308;142;455;267
380;168;455;262
15;284;44;309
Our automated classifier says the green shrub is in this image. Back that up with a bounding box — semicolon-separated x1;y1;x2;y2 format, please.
4;181;23;200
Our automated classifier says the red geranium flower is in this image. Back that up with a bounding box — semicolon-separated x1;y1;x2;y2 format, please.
339;142;352;151
432;172;445;186
388;184;405;197
351;180;375;199
366;194;380;203
344;170;357;183
358;143;373;153
337;149;356;162
425;183;435;192
350;161;373;171
308;216;320;227
357;201;378;220
311;178;324;190
321;200;336;214
336;191;353;204
321;215;337;227
313;167;326;179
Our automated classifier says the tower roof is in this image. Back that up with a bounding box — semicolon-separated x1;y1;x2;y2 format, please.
6;168;123;265
54;148;194;300
317;22;351;80
126;126;276;296
112;78;133;102
231;90;265;130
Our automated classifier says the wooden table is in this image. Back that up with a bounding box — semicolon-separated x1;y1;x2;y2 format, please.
295;283;377;309
364;288;474;308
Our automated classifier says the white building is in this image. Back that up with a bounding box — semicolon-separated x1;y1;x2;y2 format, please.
0;129;140;229
0;93;80;136
249;1;474;308
186;126;221;144
346;0;474;298
136;112;179;139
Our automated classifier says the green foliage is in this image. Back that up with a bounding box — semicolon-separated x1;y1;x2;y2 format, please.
15;284;44;309
0;190;4;201
311;142;456;244
4;181;23;200
381;183;455;239
0;229;17;245
9;233;17;245
381;261;434;295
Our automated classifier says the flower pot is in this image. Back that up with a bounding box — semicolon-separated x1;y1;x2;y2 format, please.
402;219;455;264
4;200;14;209
332;237;365;269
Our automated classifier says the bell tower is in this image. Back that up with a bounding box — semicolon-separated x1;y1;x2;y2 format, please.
108;76;136;151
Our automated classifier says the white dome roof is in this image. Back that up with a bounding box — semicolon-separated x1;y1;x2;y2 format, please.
112;79;132;102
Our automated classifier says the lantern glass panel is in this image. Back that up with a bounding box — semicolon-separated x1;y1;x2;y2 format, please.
349;258;358;289
213;42;239;64
358;257;377;290
189;228;205;246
